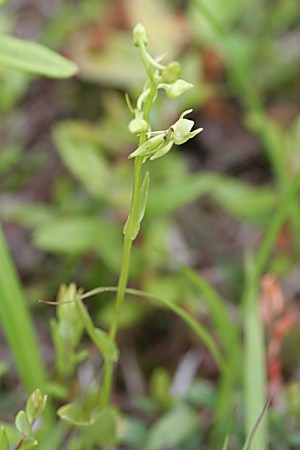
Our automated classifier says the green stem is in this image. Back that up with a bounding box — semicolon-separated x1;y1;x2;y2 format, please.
101;80;157;408
100;158;143;408
109;157;143;342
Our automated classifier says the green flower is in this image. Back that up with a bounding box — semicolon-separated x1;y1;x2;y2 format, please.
129;110;202;162
159;79;193;98
172;109;202;144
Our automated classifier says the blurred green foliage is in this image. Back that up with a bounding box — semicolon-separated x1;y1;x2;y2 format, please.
1;0;300;449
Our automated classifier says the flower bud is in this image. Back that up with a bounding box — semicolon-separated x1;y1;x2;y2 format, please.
133;23;148;47
128;118;148;134
161;61;181;83
163;79;193;98
26;389;47;422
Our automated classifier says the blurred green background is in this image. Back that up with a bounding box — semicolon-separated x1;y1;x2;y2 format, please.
1;0;300;448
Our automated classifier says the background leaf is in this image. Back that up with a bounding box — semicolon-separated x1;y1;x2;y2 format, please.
145;405;198;450
53;121;111;200
0;35;77;78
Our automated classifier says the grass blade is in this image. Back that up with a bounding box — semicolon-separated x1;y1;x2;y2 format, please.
181;266;236;355
80;286;225;372
243;255;267;450
0;225;48;393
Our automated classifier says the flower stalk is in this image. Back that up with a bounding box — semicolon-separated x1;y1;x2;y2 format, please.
101;23;202;408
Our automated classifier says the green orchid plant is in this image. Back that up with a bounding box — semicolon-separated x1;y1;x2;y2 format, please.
46;24;205;447
100;23;203;407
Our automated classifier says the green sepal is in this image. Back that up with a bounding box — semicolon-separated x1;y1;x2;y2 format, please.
129;135;164;160
150;140;173;161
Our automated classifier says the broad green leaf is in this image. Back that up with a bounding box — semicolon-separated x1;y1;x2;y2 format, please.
186;379;216;409
33;216;114;253
58;382;101;426
82;407;119;447
119;417;147;449
53;121;110;199
147;172;277;222
0;35;77;78
147;172;216;216
33;216;122;272
57;401;95;426
33;217;101;253
15;411;32;437
8;203;56;227
0;427;9;450
146;405;198;450
211;176;277;220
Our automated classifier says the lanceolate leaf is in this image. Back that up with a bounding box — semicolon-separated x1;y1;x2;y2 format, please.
0;35;77;78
